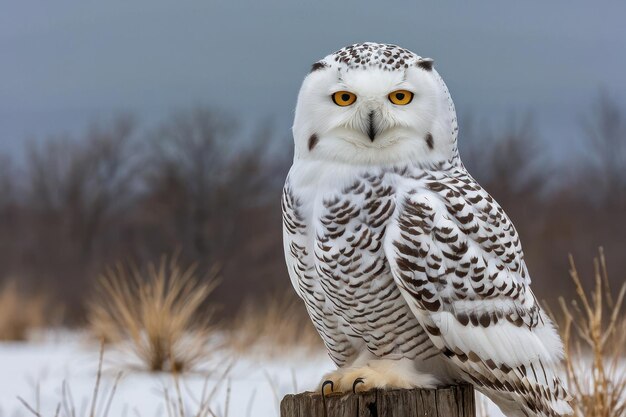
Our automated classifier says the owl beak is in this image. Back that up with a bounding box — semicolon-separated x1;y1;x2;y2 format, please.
367;111;377;141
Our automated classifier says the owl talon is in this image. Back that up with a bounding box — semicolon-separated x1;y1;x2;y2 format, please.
321;379;334;395
321;380;334;417
352;377;365;393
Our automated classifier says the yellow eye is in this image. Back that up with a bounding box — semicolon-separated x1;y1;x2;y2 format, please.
332;91;357;106
388;90;414;105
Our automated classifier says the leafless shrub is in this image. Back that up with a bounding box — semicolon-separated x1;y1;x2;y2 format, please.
143;109;275;261
18;116;139;320
0;154;16;207
558;248;626;417
225;291;321;357
88;256;219;372
25;117;137;251
0;280;48;341
139;109;287;314
460;113;547;199
580;93;626;206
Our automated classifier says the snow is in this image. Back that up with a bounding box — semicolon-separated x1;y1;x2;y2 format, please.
0;332;333;417
0;332;504;417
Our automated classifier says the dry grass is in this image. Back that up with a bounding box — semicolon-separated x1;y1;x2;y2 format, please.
558;248;626;417
18;342;123;417
160;359;294;417
161;362;234;417
0;280;48;341
88;257;219;372
225;291;321;357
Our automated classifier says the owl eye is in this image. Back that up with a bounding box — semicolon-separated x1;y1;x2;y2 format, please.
388;90;414;105
332;91;357;106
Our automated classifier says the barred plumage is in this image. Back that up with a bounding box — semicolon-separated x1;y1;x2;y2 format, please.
283;42;572;417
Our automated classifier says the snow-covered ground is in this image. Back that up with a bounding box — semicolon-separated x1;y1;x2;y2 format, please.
0;332;504;417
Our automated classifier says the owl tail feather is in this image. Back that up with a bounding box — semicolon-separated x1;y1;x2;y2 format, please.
482;383;573;417
459;352;573;417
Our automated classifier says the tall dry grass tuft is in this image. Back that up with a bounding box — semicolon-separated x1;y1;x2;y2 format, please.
88;257;219;372
559;248;626;417
0;280;48;341
226;291;321;357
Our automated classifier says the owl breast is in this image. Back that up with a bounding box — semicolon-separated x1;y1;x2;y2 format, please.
303;166;436;361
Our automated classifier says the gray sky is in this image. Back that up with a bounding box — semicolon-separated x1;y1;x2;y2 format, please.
1;0;625;157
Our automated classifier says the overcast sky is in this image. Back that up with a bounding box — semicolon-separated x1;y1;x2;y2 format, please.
1;1;625;157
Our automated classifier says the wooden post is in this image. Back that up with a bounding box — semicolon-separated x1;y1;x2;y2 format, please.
280;385;475;417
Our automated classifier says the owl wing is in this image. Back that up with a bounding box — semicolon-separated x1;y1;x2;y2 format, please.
282;176;358;366
384;168;571;417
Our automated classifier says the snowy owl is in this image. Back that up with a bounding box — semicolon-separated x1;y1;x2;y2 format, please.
282;42;572;417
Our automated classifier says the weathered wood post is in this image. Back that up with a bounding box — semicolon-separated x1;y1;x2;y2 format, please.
280;385;475;417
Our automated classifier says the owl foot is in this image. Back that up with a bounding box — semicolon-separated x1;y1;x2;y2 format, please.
319;359;439;394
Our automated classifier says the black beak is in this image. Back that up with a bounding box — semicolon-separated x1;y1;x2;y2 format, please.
367;111;376;141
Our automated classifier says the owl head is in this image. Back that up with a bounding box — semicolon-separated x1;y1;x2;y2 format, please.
292;43;459;166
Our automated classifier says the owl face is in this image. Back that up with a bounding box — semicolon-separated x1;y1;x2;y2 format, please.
292;43;458;166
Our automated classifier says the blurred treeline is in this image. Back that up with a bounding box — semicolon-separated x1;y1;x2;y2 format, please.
0;95;624;323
